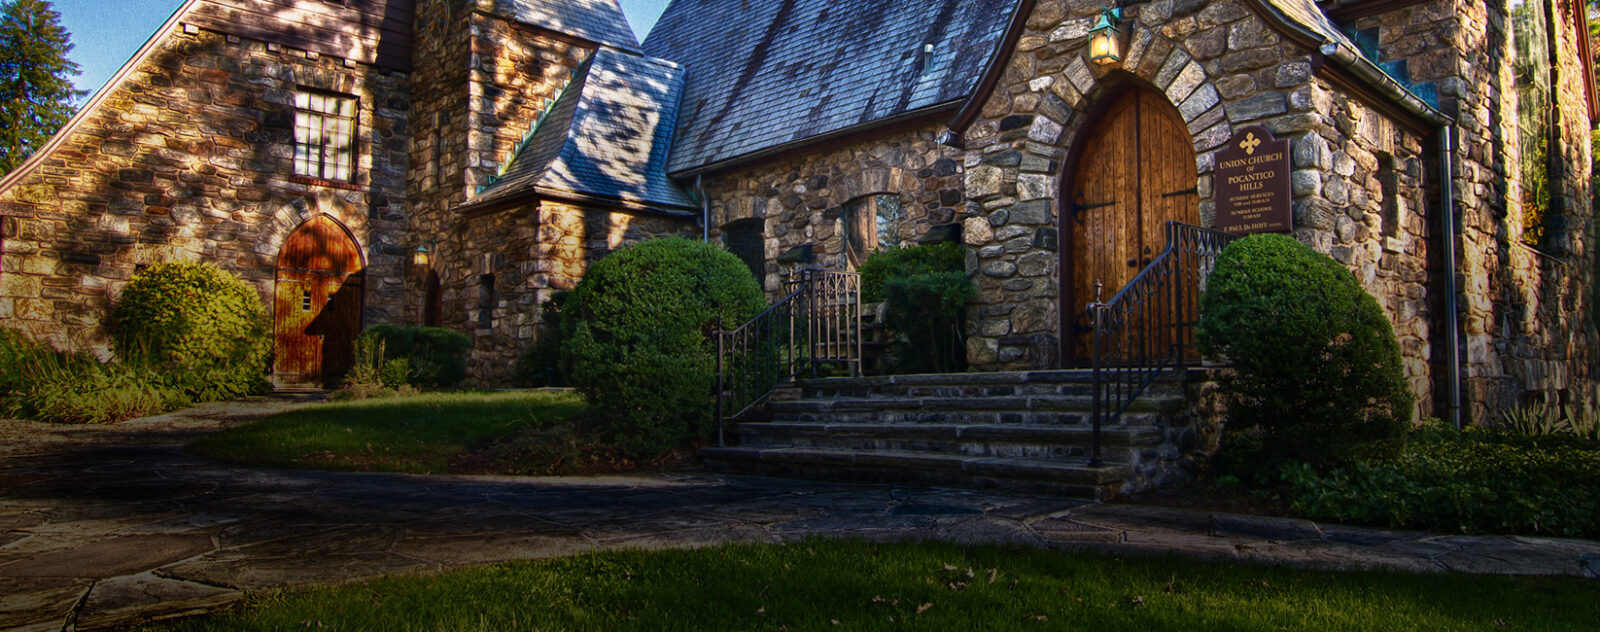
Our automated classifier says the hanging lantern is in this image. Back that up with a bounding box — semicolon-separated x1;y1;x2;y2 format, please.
412;241;432;267
1088;7;1124;67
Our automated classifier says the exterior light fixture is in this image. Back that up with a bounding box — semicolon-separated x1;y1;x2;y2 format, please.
1088;7;1124;67
412;240;434;267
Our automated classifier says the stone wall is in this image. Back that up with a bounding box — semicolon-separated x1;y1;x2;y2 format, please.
406;1;599;384
440;201;692;385
701;125;969;294
959;0;1345;373
0;23;410;356
1433;0;1597;419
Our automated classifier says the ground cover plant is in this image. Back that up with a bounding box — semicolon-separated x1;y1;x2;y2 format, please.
1281;422;1600;538
0;328;188;423
137;540;1597;632
186;391;587;474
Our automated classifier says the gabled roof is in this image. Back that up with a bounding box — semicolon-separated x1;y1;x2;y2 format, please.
643;0;1017;175
492;0;640;52
461;48;696;214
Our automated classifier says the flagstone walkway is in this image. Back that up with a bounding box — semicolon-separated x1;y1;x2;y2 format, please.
2;395;1596;631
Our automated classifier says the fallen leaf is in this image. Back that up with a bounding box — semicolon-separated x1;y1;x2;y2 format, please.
917;602;934;615
1033;615;1048;622
987;568;999;584
831;619;840;626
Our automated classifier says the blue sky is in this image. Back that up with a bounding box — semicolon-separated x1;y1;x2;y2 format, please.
53;0;671;102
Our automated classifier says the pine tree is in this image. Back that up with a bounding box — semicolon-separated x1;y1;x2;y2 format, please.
0;0;86;175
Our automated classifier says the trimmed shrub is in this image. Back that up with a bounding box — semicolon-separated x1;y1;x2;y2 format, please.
361;324;471;388
1195;234;1411;477
112;262;272;400
858;240;965;302
561;237;765;458
883;270;974;373
859;242;972;374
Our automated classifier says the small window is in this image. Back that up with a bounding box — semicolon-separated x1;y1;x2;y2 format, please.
294;91;357;182
723;219;766;286
1377;154;1400;239
302;290;312;313
423;270;442;327
477;274;494;330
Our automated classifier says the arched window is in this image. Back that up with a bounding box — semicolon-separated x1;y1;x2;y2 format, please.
1511;0;1553;246
840;193;905;268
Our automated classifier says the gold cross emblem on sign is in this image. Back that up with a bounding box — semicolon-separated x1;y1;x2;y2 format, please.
1239;132;1262;155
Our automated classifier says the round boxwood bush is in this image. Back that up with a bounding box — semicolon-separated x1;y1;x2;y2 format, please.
561;237;765;458
1195;234;1412;478
112;261;272;400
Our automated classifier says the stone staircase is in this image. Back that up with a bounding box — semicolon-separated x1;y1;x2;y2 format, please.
700;368;1204;499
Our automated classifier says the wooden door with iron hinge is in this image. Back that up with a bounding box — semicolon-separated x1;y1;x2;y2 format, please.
1061;88;1199;363
273;215;364;387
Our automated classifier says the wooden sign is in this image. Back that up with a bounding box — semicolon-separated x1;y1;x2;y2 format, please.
1214;126;1292;234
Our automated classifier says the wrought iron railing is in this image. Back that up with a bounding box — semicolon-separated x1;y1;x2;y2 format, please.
1088;221;1237;465
713;269;861;445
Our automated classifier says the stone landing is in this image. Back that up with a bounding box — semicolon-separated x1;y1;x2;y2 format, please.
701;369;1213;499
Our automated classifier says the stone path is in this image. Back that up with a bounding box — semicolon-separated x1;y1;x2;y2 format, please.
2;395;1597;631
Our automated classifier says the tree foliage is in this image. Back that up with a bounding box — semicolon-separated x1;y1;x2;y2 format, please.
0;0;85;175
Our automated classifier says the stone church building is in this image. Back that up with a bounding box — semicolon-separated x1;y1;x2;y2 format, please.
0;0;1595;424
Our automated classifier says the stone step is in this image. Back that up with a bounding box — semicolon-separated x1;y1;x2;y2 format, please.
699;447;1134;500
798;369;1189;401
733;422;1162;462
770;394;1187;417
765;407;1180;428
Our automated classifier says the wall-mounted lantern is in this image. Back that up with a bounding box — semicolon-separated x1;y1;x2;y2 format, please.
1088;7;1124;67
412;239;435;267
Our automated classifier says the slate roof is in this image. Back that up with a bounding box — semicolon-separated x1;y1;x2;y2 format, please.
491;0;640;52
1266;0;1358;49
643;0;1018;174
463;48;697;213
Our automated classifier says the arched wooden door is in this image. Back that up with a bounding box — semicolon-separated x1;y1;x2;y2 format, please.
1061;87;1199;362
274;215;364;386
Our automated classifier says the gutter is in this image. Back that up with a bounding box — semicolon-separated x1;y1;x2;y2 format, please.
1439;126;1463;429
1315;41;1451;127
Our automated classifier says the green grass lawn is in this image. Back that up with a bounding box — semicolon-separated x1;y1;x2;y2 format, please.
185;390;586;474
138;540;1594;631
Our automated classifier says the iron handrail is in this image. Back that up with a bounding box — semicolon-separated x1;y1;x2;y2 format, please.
714;269;861;445
1088;221;1237;465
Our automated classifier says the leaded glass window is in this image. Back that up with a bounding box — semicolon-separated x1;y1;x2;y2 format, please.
293;91;357;182
1511;0;1553;246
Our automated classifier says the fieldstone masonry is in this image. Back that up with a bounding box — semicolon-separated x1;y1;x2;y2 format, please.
0;25;411;354
0;0;1593;420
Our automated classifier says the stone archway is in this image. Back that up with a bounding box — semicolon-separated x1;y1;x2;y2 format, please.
1058;85;1200;362
273;214;365;386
